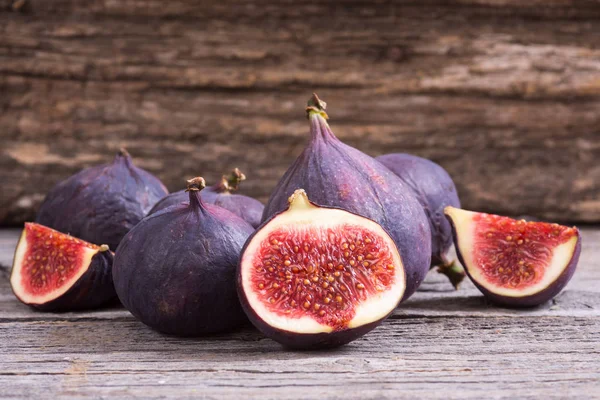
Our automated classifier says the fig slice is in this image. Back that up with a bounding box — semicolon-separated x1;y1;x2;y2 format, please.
445;207;581;307
11;223;115;311
238;189;406;349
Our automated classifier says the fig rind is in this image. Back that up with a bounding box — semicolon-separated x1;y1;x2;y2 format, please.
10;223;116;312
445;207;581;308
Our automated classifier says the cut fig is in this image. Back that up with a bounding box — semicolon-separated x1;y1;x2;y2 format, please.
445;207;581;307
239;189;406;349
11;223;115;311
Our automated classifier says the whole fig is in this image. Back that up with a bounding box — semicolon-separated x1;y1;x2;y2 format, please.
36;149;168;250
262;94;431;300
376;153;464;288
149;168;264;228
113;177;254;336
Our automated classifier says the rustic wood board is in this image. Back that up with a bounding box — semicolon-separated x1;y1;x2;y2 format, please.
1;227;599;399
2;0;600;226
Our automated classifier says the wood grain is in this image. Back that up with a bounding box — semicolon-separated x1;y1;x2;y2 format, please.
1;0;600;226
0;227;599;399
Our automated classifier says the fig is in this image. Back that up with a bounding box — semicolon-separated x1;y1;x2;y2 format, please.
262;94;431;300
36;148;169;250
113;177;254;336
445;207;581;307
376;153;464;288
239;189;406;349
148;168;264;228
10;223;115;311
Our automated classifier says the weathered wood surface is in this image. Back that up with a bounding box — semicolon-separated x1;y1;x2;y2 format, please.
2;0;600;226
1;227;599;399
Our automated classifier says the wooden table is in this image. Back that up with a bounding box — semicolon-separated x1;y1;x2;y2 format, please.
1;228;599;399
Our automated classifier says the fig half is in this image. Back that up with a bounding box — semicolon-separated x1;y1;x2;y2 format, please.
445;207;581;307
148;168;264;228
262;94;431;301
36;148;168;250
11;223;115;311
239;189;406;349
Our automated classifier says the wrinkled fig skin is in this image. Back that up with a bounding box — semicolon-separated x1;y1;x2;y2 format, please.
149;185;264;228
261;97;431;300
113;183;254;336
13;250;116;312
447;217;582;308
36;150;168;250
376;153;461;267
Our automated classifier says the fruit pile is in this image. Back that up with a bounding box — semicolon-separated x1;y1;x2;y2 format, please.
10;94;581;349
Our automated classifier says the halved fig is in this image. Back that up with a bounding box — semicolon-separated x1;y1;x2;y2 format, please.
11;223;115;311
238;189;406;349
445;207;581;308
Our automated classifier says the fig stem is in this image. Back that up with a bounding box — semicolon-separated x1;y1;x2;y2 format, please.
118;147;131;158
186;177;207;212
214;168;246;193
186;177;206;192
99;244;110;252
306;93;329;120
287;189;315;212
436;260;466;290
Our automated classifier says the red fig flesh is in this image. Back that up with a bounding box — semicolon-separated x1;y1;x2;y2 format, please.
239;189;406;349
261;95;431;301
11;223;115;311
445;207;581;307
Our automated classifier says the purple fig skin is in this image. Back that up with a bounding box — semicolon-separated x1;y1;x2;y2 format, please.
376;153;461;268
446;216;582;308
261;95;431;300
237;198;402;350
148;172;264;228
36;149;168;251
113;178;254;336
12;245;116;312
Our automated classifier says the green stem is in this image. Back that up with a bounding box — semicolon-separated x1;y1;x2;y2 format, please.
436;260;466;290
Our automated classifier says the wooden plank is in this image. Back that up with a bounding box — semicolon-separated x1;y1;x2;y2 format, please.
0;227;599;398
2;0;600;226
0;316;598;399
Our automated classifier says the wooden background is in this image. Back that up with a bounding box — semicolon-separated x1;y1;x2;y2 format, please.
1;0;600;226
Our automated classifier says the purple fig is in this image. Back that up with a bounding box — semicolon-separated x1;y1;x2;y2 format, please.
376;153;464;288
36;148;168;250
261;94;431;301
113;177;254;336
149;168;264;228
